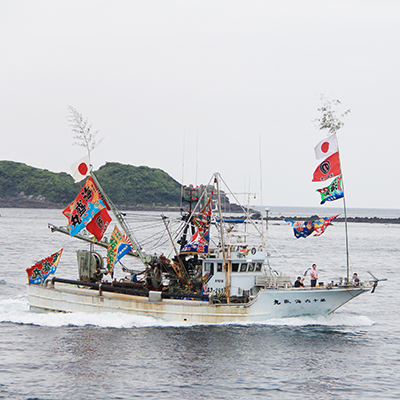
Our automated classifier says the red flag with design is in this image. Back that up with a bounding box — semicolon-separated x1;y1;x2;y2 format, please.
86;208;112;240
312;152;341;182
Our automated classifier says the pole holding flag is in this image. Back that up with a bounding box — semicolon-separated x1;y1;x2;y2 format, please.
313;97;351;283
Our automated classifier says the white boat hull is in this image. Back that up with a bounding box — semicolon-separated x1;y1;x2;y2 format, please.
27;282;371;324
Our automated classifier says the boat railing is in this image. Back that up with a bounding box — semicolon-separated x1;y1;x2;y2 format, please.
255;274;292;288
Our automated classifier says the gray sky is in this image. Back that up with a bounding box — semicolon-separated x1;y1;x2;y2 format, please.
1;1;399;209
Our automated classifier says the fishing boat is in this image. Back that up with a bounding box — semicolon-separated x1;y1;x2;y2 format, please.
26;163;379;324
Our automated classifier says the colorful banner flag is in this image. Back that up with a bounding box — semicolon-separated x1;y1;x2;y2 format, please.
62;177;110;236
313;215;339;236
26;249;63;284
312;152;341;182
180;190;213;254
285;220;315;238
317;175;344;204
107;226;132;274
285;215;339;238
314;134;338;160
86;208;112;240
71;155;91;182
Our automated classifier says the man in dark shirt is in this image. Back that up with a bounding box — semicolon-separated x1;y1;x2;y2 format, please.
294;277;304;287
352;273;360;286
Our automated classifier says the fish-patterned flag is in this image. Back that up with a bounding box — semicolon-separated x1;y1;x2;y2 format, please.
107;226;132;275
313;215;339;236
317;175;344;205
26;249;63;285
62;177;110;236
285;215;339;238
285;220;315;239
180;190;214;254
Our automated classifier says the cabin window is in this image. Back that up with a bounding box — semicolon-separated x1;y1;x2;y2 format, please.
248;263;255;272
240;263;247;272
217;263;223;272
255;263;262;272
204;262;213;272
232;263;239;272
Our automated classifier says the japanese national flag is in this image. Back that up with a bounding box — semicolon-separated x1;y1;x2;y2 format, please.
71;155;90;182
314;134;338;160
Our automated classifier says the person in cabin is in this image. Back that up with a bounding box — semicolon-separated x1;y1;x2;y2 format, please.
352;273;360;286
202;273;209;294
310;264;318;287
294;277;304;287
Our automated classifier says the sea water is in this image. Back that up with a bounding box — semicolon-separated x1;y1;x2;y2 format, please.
0;208;399;399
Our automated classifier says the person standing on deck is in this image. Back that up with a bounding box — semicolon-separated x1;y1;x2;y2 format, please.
310;264;318;287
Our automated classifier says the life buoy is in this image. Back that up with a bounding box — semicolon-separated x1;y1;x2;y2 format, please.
251;247;256;255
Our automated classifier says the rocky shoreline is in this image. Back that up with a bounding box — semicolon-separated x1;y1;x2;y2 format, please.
267;216;400;224
1;197;399;223
0;197;183;212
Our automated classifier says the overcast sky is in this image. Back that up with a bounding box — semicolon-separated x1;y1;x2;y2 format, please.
1;1;399;209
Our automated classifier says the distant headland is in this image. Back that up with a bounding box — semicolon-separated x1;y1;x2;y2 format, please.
1;160;398;223
0;160;240;212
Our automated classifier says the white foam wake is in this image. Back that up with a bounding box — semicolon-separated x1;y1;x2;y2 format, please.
0;297;183;328
243;313;375;327
0;297;374;328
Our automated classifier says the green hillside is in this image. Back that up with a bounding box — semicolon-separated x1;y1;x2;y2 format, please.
0;160;181;207
96;162;181;206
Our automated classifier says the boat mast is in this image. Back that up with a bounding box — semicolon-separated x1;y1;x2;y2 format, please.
161;216;190;284
259;133;265;243
90;171;153;267
315;97;351;284
336;141;350;284
215;173;230;304
343;182;350;284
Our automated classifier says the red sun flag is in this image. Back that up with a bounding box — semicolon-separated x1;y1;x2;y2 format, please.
314;134;338;160
78;162;88;176
312;152;341;182
71;155;90;182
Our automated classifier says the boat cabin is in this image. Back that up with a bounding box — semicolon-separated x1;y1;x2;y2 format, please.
202;244;265;297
